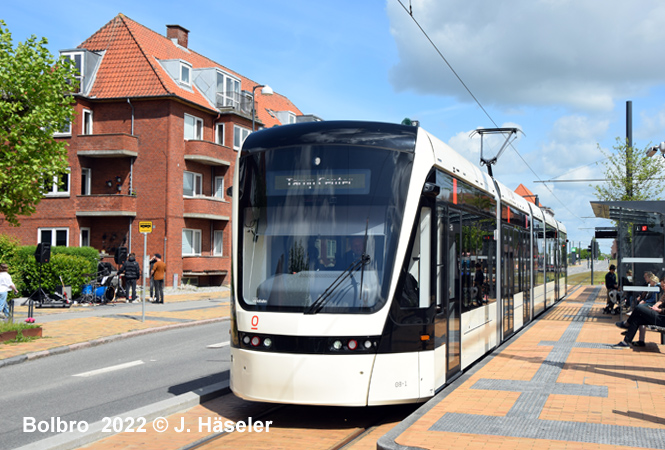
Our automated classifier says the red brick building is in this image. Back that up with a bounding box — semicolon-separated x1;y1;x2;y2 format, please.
0;14;309;286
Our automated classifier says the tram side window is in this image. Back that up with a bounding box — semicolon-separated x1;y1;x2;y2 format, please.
400;223;421;308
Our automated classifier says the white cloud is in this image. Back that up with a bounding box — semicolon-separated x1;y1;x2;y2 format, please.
387;0;665;111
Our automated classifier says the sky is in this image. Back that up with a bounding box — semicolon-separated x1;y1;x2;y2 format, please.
4;0;665;253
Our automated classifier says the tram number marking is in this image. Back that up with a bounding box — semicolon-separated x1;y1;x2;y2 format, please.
251;315;259;330
395;381;408;388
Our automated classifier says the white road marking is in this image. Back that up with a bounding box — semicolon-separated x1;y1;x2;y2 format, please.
73;360;144;377
207;341;230;348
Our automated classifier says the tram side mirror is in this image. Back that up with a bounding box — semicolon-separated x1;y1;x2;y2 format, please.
422;182;440;198
226;186;233;197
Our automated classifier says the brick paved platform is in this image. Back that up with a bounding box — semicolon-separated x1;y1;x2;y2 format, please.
379;285;665;450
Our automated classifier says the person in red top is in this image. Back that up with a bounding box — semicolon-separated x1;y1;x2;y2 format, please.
150;254;166;304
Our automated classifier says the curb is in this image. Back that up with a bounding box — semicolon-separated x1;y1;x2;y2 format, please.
14;381;231;450
0;316;230;369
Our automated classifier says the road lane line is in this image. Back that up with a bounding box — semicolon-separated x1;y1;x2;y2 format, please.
73;360;144;377
207;341;230;348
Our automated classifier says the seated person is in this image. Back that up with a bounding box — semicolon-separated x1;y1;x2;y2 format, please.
616;296;665;347
638;274;661;307
342;237;365;268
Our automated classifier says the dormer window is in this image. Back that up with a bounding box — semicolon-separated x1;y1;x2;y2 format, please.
59;49;103;96
216;71;241;109
180;62;191;86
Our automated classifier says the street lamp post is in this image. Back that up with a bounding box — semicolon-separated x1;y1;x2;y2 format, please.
251;84;273;131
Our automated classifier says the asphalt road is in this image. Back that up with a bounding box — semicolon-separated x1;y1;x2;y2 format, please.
1;321;231;449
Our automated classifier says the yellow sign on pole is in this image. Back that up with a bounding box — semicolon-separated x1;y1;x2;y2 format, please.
139;221;153;233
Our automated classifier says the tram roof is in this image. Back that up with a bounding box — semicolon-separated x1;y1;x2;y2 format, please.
242;121;418;153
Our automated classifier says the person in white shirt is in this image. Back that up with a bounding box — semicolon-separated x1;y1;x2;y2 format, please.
0;263;19;319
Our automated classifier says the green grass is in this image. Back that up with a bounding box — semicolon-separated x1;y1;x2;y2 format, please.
0;321;41;333
566;270;607;286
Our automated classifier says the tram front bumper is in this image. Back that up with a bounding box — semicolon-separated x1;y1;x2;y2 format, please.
230;348;376;406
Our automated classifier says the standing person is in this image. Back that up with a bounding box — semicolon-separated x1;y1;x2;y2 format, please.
151;254;166;304
473;262;485;305
0;263;19;319
148;254;157;301
118;253;141;303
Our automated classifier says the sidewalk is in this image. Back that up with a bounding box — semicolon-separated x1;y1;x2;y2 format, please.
0;286;231;367
379;285;665;449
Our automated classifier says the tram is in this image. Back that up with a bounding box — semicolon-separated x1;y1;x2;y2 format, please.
229;121;567;406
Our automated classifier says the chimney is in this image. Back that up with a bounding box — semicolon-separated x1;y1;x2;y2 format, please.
166;24;189;48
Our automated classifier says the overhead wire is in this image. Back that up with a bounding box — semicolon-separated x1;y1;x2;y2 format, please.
395;0;588;227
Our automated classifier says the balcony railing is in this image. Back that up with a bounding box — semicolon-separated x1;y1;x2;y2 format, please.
75;133;139;158
184;140;232;166
215;91;253;116
76;194;137;216
183;196;230;220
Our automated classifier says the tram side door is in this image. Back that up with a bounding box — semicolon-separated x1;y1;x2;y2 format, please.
446;209;462;379
502;225;514;338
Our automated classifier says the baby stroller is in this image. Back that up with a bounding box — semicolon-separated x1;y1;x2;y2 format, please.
603;289;621;315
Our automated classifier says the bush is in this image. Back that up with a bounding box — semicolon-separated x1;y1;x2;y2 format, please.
11;243;99;298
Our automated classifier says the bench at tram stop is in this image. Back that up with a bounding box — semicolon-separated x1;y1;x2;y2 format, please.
646;324;665;345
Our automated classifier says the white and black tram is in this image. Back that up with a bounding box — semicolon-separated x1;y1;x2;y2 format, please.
229;121;567;406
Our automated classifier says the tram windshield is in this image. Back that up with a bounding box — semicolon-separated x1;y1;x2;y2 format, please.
238;144;413;314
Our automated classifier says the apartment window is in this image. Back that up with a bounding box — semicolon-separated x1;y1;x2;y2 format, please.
180;62;191;86
214;230;224;256
62;52;83;93
184;114;203;140
80;228;90;247
214;176;224;199
233;125;250;150
183;171;202;196
216;71;241;108
81;168;91;195
39;228;68;247
82;109;93;135
182;229;201;256
54;119;72;137
215;123;225;145
44;170;70;196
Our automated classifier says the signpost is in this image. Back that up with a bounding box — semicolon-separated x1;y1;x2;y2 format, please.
139;221;152;322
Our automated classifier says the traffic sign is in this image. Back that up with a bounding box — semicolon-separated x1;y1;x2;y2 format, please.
139;221;153;233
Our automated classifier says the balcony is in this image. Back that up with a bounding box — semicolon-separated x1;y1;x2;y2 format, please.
215;91;253;117
76;194;137;217
76;133;139;158
182;256;228;275
184;140;232;166
183;196;230;221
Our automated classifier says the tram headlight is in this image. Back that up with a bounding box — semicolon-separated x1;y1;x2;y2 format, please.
243;335;251;345
347;339;358;350
251;336;261;347
263;337;272;348
364;340;372;349
332;340;343;350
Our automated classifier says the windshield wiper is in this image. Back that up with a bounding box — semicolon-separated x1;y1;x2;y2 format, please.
303;255;369;315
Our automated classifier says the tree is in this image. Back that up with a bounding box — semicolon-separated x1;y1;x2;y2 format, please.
594;137;665;202
0;20;75;226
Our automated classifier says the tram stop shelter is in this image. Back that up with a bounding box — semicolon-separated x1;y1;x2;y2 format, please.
590;200;665;297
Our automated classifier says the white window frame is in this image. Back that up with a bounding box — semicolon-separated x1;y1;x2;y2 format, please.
216;71;241;108
81;168;91;195
184;113;203;140
180;62;191;86
214;176;224;199
215;123;225;145
213;230;224;256
182;228;201;256
44;169;70;197
183;171;203;197
62;52;83;93
82;109;93;135
233;125;250;151
80;228;90;247
39;227;69;247
53;119;72;137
